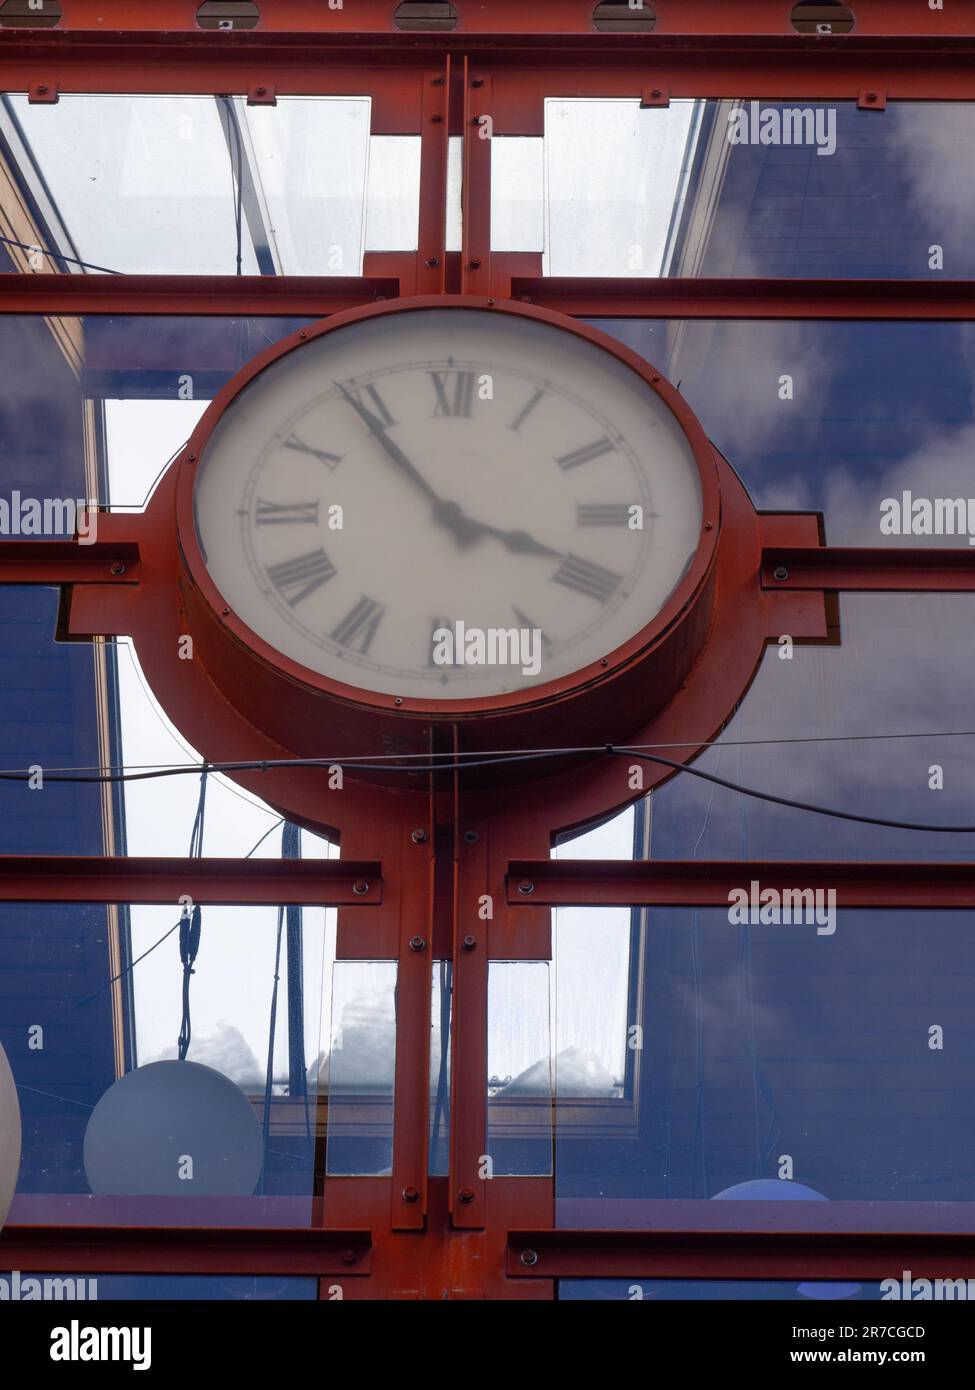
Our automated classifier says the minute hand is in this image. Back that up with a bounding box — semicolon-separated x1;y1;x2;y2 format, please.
335;381;440;504
463;518;563;560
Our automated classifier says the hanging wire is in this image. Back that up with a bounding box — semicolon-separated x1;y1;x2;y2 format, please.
176;765;208;1061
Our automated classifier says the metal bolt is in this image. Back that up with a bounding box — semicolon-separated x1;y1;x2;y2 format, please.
462;934;477;951
222;607;230;616
463;830;479;844
705;521;713;530
517;881;535;897
866;92;877;102
432;76;445;86
255;85;267;96
37;84;49;95
341;1249;357;1266
187;453;197;463
487;297;495;306
600;658;608;667
352;880;370;896
298;330;307;339
411;829;428;844
109;561;126;576
402;1186;420;1203
409;935;426;953
520;1249;539;1268
651;88;662;98
459;1186;475;1203
469;258;482;269
425;257;440;267
394;697;402;706
430;113;443;123
471;78;484;88
773;566;789;582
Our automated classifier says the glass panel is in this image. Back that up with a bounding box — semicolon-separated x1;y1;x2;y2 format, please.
2;94;390;275
0;1272;318;1300
324;961;396;1177
491;137;544;252
429;961;451;1176
511;101;975;278
555;907;975;1227
364;136;421;252
488;961;551;1177
559;1279;883;1301
592;319;975;547
3;901;331;1226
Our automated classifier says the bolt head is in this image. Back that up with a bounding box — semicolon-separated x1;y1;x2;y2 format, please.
517;881;535;896
773;566;789;582
409;935;426;953
403;1186;420;1203
352;880;369;896
411;828;428;844
463;935;477;951
459;1187;475;1203
520;1249;539;1267
341;1249;357;1265
109;562;126;576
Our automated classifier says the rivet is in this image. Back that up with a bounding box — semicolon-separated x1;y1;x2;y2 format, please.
187;453;197;463
352;880;370;896
773;566;789;582
341;1249;357;1266
298;330;307;339
109;561;126;576
463;934;477;951
600;658;608;667
222;606;230;616
517;881;535;896
705;521;713;530
469;258;482;269
463;830;479;844
425;257;440;267
430;113;443;123
471;78;484;88
459;1186;475;1203
520;1249;539;1267
409;935;426;953
394;697;402;706
412;829;428;844
403;1186;420;1203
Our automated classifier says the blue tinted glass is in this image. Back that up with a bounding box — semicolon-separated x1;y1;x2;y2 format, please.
0;1271;316;1300
555;908;975;1222
559;1279;883;1301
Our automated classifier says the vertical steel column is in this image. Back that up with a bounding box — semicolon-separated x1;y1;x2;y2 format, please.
461;57;493;297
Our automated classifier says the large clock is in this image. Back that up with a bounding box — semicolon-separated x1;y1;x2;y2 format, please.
175;297;720;763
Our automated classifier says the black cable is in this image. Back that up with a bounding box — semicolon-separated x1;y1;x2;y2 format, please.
615;746;975;833
4;741;975;833
0;231;121;275
176;767;208;1060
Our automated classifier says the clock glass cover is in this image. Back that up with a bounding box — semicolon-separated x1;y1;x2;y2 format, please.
192;307;704;700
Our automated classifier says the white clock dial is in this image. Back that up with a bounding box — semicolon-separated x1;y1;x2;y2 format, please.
192;307;703;701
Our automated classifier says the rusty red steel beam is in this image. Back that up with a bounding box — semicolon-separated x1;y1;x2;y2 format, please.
507;861;975;909
3;0;975;40
0;540;140;584
507;1229;975;1281
763;546;975;591
0;274;401;316
0;856;381;905
511;278;975;320
0;1225;372;1276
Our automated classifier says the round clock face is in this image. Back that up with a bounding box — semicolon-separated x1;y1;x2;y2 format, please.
191;306;704;701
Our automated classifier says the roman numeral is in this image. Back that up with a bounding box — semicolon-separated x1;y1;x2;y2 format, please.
576;503;633;527
345;382;395;429
511;606;552;652
330;596;385;654
551;554;622;604
282;435;344;471
266;548;336;606
256;498;320;525
509;389;543;432
430;370;475;418
556;437;615;471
